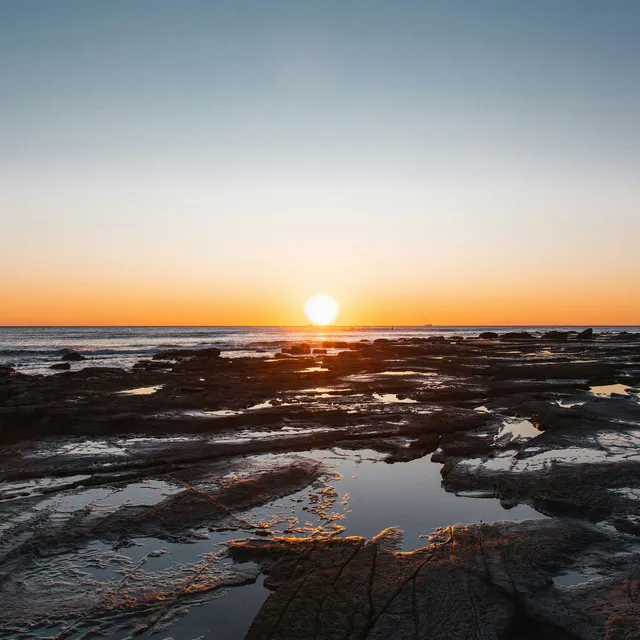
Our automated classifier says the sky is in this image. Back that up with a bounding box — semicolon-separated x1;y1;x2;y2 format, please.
1;0;639;326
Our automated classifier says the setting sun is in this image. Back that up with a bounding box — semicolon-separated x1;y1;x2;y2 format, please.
304;294;340;326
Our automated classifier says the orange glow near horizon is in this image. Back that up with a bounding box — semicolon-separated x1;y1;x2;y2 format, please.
1;273;639;327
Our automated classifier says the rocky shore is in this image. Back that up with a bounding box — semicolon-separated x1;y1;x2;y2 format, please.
1;330;639;638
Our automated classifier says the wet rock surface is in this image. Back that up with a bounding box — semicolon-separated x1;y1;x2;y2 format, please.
1;331;639;638
231;520;639;640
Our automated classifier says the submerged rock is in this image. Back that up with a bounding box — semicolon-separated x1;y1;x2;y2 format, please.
499;331;535;341
282;343;311;355
542;330;571;341
60;350;85;361
152;347;221;360
50;362;71;370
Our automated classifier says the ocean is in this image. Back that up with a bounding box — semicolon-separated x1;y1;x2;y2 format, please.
1;325;639;375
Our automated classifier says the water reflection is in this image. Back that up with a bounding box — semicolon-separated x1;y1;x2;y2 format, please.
117;385;164;396
590;384;631;397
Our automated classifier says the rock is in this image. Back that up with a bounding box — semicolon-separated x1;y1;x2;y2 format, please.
274;352;291;359
373;338;391;345
230;520;637;640
50;362;71;371
0;365;16;377
321;341;349;349
60;350;85;361
577;328;594;340
542;330;570;341
499;331;535;341
438;432;493;456
132;360;172;371
92;461;323;541
152;347;221;360
71;367;129;378
479;332;499;339
282;343;311;355
312;348;327;355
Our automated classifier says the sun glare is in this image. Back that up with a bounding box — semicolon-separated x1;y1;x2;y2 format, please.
304;294;340;326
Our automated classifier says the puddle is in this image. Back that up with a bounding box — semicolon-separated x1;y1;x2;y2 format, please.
590;384;631;398
295;449;545;548
26;440;127;458
610;487;640;500
474;406;491;413
34;479;180;513
179;399;297;418
373;393;417;404
211;426;328;444
117;385;164;396
377;371;438;377
298;367;329;373
494;420;541;446
183;409;243;418
246;400;273;410
553;569;599;587
60;440;127;456
155;577;268;640
461;436;640;474
556;399;586;408
0;474;93;503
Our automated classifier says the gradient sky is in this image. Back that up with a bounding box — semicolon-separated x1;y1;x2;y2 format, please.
1;1;639;325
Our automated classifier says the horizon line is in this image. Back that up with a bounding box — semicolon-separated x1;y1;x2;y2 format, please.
1;324;639;329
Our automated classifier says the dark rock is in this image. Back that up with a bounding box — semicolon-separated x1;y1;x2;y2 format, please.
282;343;311;355
50;362;71;371
132;360;172;371
577;328;594;340
153;347;221;360
0;365;16;377
542;330;570;341
312;348;327;355
479;331;499;339
500;331;535;341
60;350;85;361
71;367;129;378
438;432;493;456
274;352;291;359
321;341;349;349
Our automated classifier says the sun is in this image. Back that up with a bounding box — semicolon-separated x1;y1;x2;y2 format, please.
304;294;340;326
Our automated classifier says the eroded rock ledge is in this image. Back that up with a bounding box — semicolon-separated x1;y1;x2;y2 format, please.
231;520;639;640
